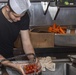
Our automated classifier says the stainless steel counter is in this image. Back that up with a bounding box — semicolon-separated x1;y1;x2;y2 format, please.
2;63;76;75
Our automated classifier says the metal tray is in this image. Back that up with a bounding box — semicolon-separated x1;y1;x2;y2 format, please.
5;62;76;75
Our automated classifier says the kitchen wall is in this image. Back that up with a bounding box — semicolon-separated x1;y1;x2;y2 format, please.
29;2;76;27
0;2;76;27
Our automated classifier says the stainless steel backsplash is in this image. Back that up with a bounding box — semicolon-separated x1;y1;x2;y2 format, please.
0;2;76;27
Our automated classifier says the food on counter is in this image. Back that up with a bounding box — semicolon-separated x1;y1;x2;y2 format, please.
23;63;38;74
48;23;67;34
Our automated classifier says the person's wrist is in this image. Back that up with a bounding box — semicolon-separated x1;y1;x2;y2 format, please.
26;53;36;61
0;59;7;64
0;59;6;62
0;59;11;65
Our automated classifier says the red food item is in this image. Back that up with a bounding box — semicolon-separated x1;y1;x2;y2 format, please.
23;64;38;74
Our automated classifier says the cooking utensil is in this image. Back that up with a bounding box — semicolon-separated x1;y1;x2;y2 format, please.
7;53;36;61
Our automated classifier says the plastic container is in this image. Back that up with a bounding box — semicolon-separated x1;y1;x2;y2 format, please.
23;63;38;75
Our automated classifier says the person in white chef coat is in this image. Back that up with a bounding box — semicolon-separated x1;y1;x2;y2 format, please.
0;0;41;75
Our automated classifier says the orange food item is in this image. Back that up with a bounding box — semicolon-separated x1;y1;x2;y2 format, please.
23;64;38;74
53;23;57;29
48;23;66;34
59;27;65;34
48;27;53;32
